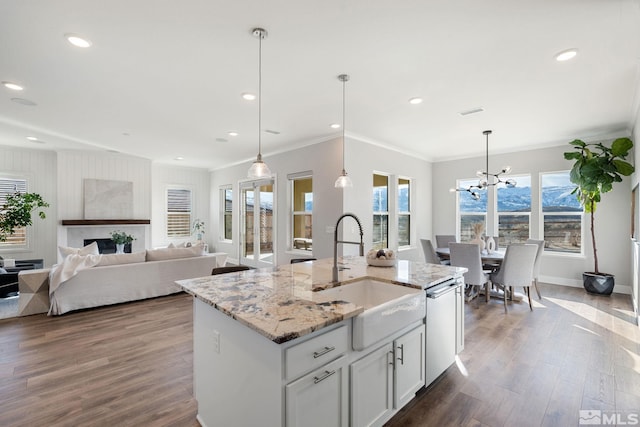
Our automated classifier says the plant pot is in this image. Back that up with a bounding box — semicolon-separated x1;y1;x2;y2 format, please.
116;243;125;254
582;272;614;295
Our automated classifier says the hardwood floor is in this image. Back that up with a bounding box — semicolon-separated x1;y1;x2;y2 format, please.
0;284;638;426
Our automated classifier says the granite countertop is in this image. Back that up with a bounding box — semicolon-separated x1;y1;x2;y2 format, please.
176;256;466;344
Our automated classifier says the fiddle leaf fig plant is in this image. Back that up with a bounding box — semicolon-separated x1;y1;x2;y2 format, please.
0;192;50;242
563;137;634;274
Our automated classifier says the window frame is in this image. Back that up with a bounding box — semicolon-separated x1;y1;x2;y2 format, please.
539;170;584;256
165;185;193;239
0;175;30;250
397;176;412;249
456;177;487;242
288;172;313;253
496;173;532;245
372;172;390;250
219;185;233;243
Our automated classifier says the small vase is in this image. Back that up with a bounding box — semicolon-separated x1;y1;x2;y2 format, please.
470;235;486;252
486;236;495;254
116;243;125;254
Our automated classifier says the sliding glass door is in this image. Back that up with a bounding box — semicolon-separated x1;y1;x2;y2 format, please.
239;179;275;268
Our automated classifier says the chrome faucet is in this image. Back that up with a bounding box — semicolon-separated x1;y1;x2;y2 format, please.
333;213;364;282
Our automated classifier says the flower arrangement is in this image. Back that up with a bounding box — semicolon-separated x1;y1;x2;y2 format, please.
109;230;136;244
192;219;205;236
472;222;485;238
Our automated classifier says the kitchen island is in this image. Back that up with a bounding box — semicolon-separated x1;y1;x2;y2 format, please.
177;256;466;427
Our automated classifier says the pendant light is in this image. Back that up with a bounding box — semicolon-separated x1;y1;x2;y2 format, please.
247;28;272;179
334;74;353;188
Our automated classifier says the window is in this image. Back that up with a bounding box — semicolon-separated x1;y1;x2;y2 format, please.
497;174;531;245
457;178;486;242
166;188;192;237
0;177;28;247
372;174;389;250
398;177;411;247
541;171;582;253
220;187;233;241
291;176;313;251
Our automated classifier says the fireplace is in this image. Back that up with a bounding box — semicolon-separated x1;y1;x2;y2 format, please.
84;238;132;254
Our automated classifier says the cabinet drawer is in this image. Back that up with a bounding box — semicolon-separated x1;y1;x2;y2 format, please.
286;325;348;381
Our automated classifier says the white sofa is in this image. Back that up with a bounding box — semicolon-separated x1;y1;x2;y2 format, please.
21;251;226;315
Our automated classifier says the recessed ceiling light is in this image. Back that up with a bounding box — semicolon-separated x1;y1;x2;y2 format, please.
330;123;341;129
26;136;38;141
555;48;578;61
2;81;23;91
242;93;256;101
65;33;92;48
409;97;423;105
228;131;238;137
11;98;37;106
175;156;184;161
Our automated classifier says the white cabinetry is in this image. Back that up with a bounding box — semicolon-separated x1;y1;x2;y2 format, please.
351;324;425;427
286;355;349;427
394;324;426;407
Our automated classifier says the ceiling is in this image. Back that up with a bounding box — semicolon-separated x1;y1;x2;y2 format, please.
1;0;639;170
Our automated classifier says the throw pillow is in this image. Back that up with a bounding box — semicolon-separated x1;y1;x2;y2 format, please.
96;251;147;267
145;245;203;262
58;241;99;259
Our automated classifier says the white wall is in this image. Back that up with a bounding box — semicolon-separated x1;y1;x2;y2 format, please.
151;164;210;248
57;151;152;220
342;138;432;262
211;138;344;265
433;144;632;293
0;145;57;266
210;137;433;265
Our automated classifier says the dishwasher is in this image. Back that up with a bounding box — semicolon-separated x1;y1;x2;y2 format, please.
424;277;463;386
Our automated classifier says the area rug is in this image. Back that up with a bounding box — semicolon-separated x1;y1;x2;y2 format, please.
0;296;19;320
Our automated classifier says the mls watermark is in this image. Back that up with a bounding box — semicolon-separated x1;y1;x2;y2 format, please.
580;410;639;425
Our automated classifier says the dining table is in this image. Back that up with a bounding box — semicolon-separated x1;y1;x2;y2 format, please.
436;246;524;302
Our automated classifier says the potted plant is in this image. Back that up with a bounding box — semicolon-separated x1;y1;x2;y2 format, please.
0;192;49;242
109;230;135;253
192;219;205;241
563;137;634;295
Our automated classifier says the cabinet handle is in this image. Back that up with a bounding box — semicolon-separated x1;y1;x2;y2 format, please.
397;344;404;365
313;370;336;384
313;346;335;359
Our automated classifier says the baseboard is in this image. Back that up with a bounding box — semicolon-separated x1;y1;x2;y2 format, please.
539;275;632;295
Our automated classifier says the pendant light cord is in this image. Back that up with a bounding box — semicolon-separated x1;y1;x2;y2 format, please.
258;32;262;160
342;76;346;172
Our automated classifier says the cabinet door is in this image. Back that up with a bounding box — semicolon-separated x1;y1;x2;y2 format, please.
286;355;348;427
455;282;465;353
394;324;425;409
350;343;394;427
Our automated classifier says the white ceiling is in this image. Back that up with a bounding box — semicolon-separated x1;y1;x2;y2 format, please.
1;0;639;170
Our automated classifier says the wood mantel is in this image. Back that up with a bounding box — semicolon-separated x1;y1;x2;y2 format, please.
61;219;150;226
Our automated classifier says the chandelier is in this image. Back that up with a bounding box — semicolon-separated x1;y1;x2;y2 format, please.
451;130;516;200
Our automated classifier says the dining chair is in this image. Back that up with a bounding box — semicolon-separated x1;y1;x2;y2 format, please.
435;234;457;249
420;239;443;265
526;239;545;299
449;242;492;305
211;265;251;275
489;243;538;312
